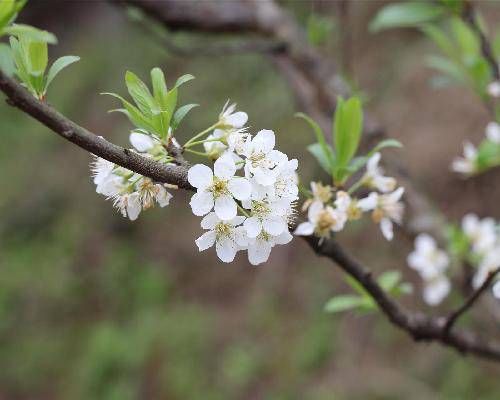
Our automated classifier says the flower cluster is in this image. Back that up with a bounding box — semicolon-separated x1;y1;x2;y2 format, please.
91;132;173;220
295;152;405;242
407;234;450;305
452;121;500;176
407;213;500;305
188;105;298;265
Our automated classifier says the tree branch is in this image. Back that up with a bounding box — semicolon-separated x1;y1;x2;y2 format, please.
462;0;500;81
444;267;500;335
0;70;192;190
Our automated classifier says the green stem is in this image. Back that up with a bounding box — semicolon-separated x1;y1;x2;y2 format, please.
184;123;220;147
184;148;209;157
347;178;365;195
184;137;226;148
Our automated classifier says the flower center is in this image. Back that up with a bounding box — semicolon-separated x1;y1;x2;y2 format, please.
210;177;229;198
315;210;336;236
215;222;232;238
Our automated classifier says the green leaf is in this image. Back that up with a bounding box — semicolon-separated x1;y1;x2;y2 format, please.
296;112;335;175
9;36;31;89
125;70;157;117
333;96;363;169
0;43;15;76
103;92;155;133
307;143;335;174
476;139;500;170
370;2;445;32
24;39;48;76
173;73;195;89
420;24;456;60
449;17;479;58
3;24;57;44
171;103;198;131
324;295;372;314
370;138;403;154
44;55;80;93
345;275;371;298
426;55;467;84
150;67;169;108
378;270;401;292
0;0;15;30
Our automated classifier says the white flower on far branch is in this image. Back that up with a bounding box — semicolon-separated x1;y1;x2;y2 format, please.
407;234;450;306
302;181;333;211
462;213;497;254
451;142;478;175
486;121;500;143
487;81;500;98
335;191;377;221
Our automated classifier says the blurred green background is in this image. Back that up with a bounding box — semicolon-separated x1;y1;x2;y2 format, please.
1;1;500;399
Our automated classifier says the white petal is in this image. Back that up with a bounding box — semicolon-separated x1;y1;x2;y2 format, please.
308;201;324;223
156;186;172;207
357;193;377;211
492;281;500;299
253;129;275;153
387;187;404;203
294;222;314;236
462;213;478;237
253;167;276;186
190;191;214;216
373;176;397;193
380;218;394;241
216;239;238;263
234;226;249;247
230;215;246;226
188;164;213;189
214;195;237;220
214;153;237;179
201;212;220;230
423;276;450;306
126;193;142;221
195;231;216;251
274;230;293;245
486;122;500;143
130;132;155;152
367;152;381;173
464;142;477;159
263;216;287;236
228;177;251;201
415;234;436;253
244;216;262;238
226;111;248;128
248;241;272;266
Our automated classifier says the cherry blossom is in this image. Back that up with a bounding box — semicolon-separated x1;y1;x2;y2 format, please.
451;142;477;175
362;152;397;193
294;200;347;238
371;187;405;241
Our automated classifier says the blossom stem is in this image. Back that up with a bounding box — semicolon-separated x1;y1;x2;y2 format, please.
184;148;209;157
184;123;220;147
347;178;365;195
184;137;225;148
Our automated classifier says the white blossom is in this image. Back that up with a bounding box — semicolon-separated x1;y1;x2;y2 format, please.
203;129;227;160
462;213;497;254
250;156;298;202
218;101;248;129
423;275;451;306
486;121;500;143
362;152;397;193
130;131;156;152
451;142;477;175
188;152;251;220
371;187;405;241
334;191;377;221
487;81;500;98
302;181;333;211
294;200;347;238
113;191;142;221
242;129;285;186
407;234;449;280
243;199;289;238
472;246;500;290
247;230;293;266
195;212;248;263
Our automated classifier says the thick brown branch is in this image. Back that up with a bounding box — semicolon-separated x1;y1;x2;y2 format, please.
444;267;500;334
0;70;192;190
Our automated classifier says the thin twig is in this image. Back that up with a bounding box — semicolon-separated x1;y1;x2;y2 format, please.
444;267;500;335
462;1;500;80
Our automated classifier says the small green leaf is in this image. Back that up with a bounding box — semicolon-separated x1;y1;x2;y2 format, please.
150;67;168;108
378;270;401;292
307;143;335;174
23;39;48;76
324;295;371;314
44;55;79;93
103;92;155;133
426;55;467;84
4;24;57;44
173;73;195;89
476;139;500;170
0;43;15;76
370;2;445;32
125;70;157;117
296;112;335;175
334;96;363;169
171;103;198;131
0;0;15;30
420;24;456;60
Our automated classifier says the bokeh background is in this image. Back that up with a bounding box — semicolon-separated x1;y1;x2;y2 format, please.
1;1;500;399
